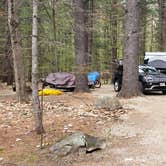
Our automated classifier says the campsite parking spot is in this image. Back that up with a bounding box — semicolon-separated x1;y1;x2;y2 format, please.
1;84;166;165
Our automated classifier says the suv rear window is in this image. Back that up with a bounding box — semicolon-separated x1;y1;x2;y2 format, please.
139;66;157;73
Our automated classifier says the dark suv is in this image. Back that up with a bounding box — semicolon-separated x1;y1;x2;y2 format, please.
113;61;166;94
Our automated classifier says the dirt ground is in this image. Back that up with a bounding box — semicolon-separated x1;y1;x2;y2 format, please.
0;84;166;166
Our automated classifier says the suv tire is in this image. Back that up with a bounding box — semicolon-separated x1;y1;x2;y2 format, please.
162;90;166;95
139;82;148;94
114;79;121;92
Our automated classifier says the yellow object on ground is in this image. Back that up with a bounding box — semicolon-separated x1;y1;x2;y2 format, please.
38;89;63;96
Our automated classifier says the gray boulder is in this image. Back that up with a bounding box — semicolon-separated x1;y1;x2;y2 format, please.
49;132;106;157
95;96;122;111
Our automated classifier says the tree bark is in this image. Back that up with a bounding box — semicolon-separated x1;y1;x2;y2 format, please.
73;0;90;93
88;0;94;65
150;15;155;52
32;0;44;134
158;0;166;51
111;0;118;78
118;0;141;98
8;0;27;102
51;0;58;72
138;0;146;63
5;30;14;85
0;0;13;84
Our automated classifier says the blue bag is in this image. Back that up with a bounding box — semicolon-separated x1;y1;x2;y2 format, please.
88;71;100;83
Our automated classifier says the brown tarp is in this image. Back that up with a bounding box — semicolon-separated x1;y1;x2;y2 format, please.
45;72;76;88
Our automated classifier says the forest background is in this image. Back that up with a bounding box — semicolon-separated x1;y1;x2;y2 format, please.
0;0;165;85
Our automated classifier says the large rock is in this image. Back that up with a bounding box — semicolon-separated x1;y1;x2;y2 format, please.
95;96;122;111
49;132;106;157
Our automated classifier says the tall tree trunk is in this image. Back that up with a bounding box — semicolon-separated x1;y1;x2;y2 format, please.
8;0;27;102
138;0;146;63
118;0;141;98
111;0;118;78
84;0;89;66
90;1;99;71
5;30;14;85
51;0;58;72
88;0;94;66
32;0;44;134
73;0;90;93
0;0;13;85
6;0;13;85
150;15;155;52
158;0;166;51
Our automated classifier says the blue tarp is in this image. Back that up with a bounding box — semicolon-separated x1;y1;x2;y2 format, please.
88;71;100;82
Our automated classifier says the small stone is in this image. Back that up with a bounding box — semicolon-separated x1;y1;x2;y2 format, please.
36;145;40;148
79;105;84;108
36;143;48;148
16;138;22;142
125;157;134;161
96;121;104;125
64;126;68;130
0;157;4;161
68;124;72;127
